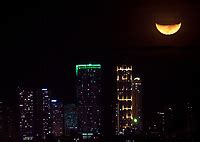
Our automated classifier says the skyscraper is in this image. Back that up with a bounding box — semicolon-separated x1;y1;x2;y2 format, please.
0;101;19;142
18;87;51;141
164;105;176;134
51;99;64;137
0;100;3;140
115;65;142;135
64;104;77;136
133;77;143;132
186;102;193;134
5;105;19;141
34;88;51;140
156;111;165;133
76;64;102;139
18;87;34;141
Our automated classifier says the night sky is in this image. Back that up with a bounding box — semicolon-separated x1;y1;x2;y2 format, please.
0;0;200;133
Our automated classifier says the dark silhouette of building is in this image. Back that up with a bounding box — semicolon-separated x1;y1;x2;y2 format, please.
0;100;3;140
0;99;19;142
164;105;176;135
4;105;19;141
186;102;193;134
64;104;77;136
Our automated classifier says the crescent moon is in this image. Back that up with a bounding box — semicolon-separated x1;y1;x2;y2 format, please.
155;23;181;35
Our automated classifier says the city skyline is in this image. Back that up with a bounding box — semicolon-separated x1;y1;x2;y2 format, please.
0;0;198;141
1;59;195;124
0;62;196;141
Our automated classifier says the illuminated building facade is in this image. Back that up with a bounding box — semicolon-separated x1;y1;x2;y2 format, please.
64;104;77;135
133;77;143;132
116;65;142;135
51;99;64;137
18;87;51;141
18;88;34;141
76;64;102;138
34;88;52;140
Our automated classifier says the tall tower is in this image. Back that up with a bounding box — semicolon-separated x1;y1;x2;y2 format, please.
34;88;51;140
133;77;143;133
0;100;3;140
76;64;102;139
4;105;19;141
18;88;34;141
115;65;142;135
0;101;19;141
186;102;193;134
18;87;51;141
51;99;64;137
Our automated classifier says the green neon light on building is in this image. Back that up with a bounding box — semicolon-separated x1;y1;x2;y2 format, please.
132;117;139;125
133;118;138;123
76;64;101;76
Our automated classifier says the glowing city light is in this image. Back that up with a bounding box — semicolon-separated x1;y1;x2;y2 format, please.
133;118;138;123
134;77;140;80
51;100;57;103
76;64;101;76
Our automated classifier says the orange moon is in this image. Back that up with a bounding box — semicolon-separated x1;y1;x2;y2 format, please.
155;23;181;35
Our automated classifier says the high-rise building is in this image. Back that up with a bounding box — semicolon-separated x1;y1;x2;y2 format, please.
0;101;19;142
147;111;165;136
164;105;176;134
51;99;64;137
4;105;19;141
156;112;166;133
76;64;102;139
115;65;142;135
34;88;52;140
18;87;51;141
18;88;34;141
0;100;3;140
186;102;193;134
64;104;77;136
133;77;143;132
147;105;178;137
